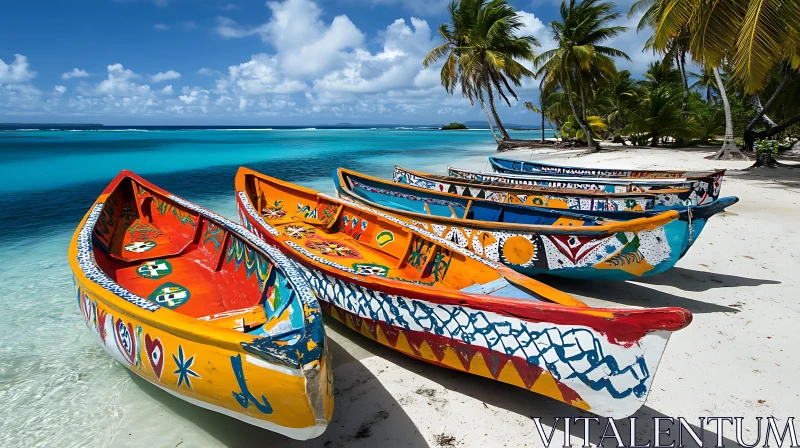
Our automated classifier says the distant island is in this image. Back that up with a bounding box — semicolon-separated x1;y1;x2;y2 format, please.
441;122;468;130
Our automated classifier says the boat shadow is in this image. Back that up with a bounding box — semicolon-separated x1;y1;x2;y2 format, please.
634;267;780;292
126;332;427;447
326;317;736;448
538;275;742;314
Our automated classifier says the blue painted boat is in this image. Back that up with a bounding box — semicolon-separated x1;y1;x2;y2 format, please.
449;166;724;205
335;168;737;281
489;156;725;180
393;165;696;210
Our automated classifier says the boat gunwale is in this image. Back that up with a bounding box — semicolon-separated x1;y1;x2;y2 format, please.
489;156;727;180
393;165;691;198
336;168;680;235
68;169;325;367
450;166;699;186
236;167;692;338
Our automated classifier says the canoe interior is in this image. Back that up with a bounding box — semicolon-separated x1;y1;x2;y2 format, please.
339;170;611;228
240;172;550;302
92;177;305;339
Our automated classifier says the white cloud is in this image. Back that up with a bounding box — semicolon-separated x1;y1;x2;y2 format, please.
0;3;498;122
517;11;546;42
221;54;307;95
312;18;436;94
198;67;222;77
95;63;153;98
214;0;364;78
62;68;90;80
154;23;171;31
220;3;239;11
54;85;66;94
151;70;181;82
0;54;36;84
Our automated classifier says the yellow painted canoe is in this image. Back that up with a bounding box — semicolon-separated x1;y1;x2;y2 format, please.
68;170;333;439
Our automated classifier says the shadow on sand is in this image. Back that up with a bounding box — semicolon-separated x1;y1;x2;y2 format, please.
539;275;742;314
127;332;427;448
635;267;780;292
321;316;738;448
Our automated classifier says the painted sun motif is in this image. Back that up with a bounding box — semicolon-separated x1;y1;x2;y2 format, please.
284;224;315;239
305;238;361;258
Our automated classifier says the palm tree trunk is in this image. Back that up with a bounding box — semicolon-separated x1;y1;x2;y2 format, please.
710;67;747;160
577;79;597;153
743;74;789;152
564;79;590;148
478;94;500;142
539;79;546;143
486;87;511;140
679;51;689;122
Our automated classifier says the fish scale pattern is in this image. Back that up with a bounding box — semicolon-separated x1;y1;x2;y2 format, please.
236;188;658;403
297;263;651;400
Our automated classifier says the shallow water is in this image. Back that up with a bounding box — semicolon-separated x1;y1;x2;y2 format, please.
0;127;553;447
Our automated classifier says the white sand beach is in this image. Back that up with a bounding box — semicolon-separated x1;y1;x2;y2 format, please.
124;146;798;447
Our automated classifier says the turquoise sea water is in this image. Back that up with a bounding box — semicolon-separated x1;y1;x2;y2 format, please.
0;127;553;447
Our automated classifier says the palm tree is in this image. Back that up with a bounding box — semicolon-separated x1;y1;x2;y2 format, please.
595;69;640;143
629;1;691;122
533;0;629;152
424;0;539;141
689;67;720;103
652;0;800;95
650;0;800;160
625;85;697;146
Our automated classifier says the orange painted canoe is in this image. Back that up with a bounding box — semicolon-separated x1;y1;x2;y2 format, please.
69;170;332;439
235;167;692;418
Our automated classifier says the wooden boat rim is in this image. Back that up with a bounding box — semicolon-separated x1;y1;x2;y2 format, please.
393;165;692;197
336;168;680;234
489;156;727;180
449;166;696;186
68;169;324;362
237;167;692;336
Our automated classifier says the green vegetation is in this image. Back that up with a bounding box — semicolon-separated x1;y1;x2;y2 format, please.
441;122;469;130
425;0;800;165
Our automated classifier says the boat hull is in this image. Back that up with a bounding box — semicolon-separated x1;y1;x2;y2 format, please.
393;166;692;210
450;167;724;205
235;191;680;418
69;176;333;440
489;156;724;180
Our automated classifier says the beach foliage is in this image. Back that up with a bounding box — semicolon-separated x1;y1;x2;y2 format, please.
424;0;539;141
533;0;629;152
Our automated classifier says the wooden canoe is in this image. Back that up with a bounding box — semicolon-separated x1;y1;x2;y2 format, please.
236;167;692;418
448;166;723;205
393;165;695;210
68;170;333;439
335;168;737;281
490;156;725;180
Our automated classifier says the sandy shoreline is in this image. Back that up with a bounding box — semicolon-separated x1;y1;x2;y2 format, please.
138;146;798;447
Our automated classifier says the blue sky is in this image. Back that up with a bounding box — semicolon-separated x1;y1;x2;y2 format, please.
0;0;653;125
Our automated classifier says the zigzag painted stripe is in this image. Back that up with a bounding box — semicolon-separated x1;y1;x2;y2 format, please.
295;263;654;401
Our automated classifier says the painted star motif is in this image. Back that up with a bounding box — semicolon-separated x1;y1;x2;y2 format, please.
172;345;200;389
